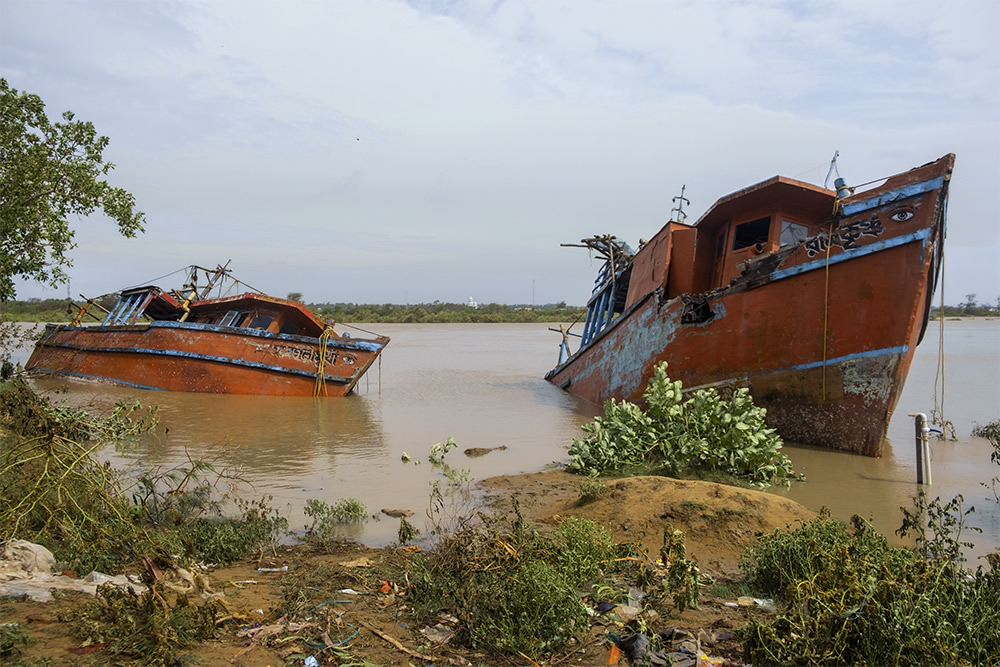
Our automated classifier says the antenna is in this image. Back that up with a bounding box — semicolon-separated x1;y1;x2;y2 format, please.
671;185;690;222
823;150;840;189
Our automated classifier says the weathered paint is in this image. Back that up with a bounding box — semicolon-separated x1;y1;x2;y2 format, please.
547;154;954;456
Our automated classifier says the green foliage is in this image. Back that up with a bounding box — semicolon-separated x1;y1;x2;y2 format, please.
973;418;1000;502
64;582;220;666
552;516;618;583
1;379;287;571
407;511;617;659
578;477;607;504
303;497;368;547
427;436;458;464
312;300;586;324
0;79;145;302
660;526;701;612
180;495;287;565
0;623;29;659
568;362;795;487
0;429;155;574
897;491;980;564
398;515;419;544
741;505;1000;665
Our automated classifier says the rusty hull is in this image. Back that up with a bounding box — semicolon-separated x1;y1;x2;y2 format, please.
27;320;387;396
547;154;954;456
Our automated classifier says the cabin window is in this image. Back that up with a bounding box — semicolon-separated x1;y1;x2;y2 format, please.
732;216;770;250
218;311;242;327
280;320;300;335
715;232;726;258
248;314;274;330
780;221;810;247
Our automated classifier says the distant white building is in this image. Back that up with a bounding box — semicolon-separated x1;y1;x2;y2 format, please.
467;296;479;309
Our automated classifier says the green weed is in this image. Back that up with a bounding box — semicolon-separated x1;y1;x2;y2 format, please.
0;623;29;659
567;362;795;488
741;502;1000;665
303;497;368;548
578;477;607;504
64;582;220;666
408;507;630;659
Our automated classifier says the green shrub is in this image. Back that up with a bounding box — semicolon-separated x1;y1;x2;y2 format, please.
181;496;287;565
303;497;368;547
568;362;795;487
741;504;1000;665
0;623;29;659
65;583;220;666
408;511;622;659
578;477;607;504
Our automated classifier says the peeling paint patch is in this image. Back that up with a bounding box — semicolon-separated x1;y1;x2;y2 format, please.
842;354;900;403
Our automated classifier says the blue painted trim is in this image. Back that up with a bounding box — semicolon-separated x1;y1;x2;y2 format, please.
36;340;353;383
41;320;386;353
840;176;944;216
149;320;386;352
30;367;167;391
681;345;908;394
789;345;907;372
771;227;931;281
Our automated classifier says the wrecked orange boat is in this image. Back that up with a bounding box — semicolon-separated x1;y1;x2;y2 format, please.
547;154;954;456
26;263;389;396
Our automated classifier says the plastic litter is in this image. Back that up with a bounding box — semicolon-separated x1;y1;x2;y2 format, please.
257;566;288;572
0;540;145;602
304;656;319;667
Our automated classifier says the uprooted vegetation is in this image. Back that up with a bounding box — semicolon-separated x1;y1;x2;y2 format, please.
568;361;797;487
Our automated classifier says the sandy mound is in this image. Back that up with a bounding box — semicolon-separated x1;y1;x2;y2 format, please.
480;470;816;579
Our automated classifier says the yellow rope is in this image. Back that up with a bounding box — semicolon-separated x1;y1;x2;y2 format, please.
932;253;955;439
314;325;336;397
822;220;834;401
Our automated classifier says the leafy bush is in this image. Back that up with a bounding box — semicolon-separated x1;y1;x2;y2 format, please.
65;583;220;666
303;497;368;547
973;418;1000;502
578;477;607;504
408;511;625;659
568;362;795;487
1;380;288;572
180;496;287;565
740;504;1000;665
0;623;29;659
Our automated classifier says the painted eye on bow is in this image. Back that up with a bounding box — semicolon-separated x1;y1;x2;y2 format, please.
888;209;915;222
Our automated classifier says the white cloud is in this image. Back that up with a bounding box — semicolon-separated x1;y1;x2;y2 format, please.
3;0;998;305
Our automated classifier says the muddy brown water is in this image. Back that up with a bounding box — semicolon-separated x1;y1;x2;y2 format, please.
16;319;1000;562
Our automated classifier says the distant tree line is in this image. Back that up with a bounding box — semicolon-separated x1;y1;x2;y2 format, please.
311;301;587;324
8;293;999;324
931;293;999;319
2;297;588;324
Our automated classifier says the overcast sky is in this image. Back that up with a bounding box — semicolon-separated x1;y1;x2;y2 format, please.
2;0;998;306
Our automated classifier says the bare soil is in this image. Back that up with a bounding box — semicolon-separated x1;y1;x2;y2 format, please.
1;471;815;666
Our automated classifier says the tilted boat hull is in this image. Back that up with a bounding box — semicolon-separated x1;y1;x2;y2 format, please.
547;155;952;456
27;320;385;397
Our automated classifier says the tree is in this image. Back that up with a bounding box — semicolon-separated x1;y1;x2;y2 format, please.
287;292;304;302
963;293;978;315
0;79;145;302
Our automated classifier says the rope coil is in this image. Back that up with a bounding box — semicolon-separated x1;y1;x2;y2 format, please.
314;325;336;397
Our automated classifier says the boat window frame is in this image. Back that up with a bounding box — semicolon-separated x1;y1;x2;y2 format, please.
780;220;810;247
732;216;771;251
247;313;275;330
218;310;242;327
